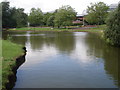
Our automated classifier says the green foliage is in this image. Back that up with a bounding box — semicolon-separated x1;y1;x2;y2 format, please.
72;23;83;26
15;8;28;28
28;8;43;27
104;4;120;46
86;2;109;25
47;15;55;27
43;12;52;26
1;1;28;28
2;2;11;28
54;5;77;28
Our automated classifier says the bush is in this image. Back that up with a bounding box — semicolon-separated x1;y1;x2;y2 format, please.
104;4;120;46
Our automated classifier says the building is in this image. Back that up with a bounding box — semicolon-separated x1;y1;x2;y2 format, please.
72;14;84;24
108;4;118;11
73;3;119;25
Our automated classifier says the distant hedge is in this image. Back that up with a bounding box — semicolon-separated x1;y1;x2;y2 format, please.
104;3;120;46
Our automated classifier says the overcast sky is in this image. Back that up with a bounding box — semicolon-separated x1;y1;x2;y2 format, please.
0;0;119;14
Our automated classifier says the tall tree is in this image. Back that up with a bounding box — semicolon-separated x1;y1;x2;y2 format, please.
47;15;55;27
86;2;109;25
9;7;17;27
0;3;2;29
15;8;28;28
28;8;43;27
2;2;11;28
43;12;52;26
54;5;76;28
104;3;120;46
2;1;28;28
8;7;28;28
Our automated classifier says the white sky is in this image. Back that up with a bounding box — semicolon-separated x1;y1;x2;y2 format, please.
0;0;119;14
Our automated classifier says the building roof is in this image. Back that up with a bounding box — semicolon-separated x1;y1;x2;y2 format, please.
109;4;118;11
109;4;118;9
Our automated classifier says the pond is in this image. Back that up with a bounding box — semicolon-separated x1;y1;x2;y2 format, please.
3;31;119;88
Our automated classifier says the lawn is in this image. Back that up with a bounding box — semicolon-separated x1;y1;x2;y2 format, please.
8;25;106;32
1;40;23;89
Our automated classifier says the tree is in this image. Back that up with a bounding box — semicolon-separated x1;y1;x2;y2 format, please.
47;15;55;27
15;8;28;28
85;2;109;25
9;7;28;28
0;3;2;29
2;2;11;28
1;1;28;28
54;5;76;28
43;12;52;26
104;3;120;46
9;7;17;27
28;8;43;27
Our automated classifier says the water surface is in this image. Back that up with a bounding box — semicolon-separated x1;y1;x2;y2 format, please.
3;31;119;88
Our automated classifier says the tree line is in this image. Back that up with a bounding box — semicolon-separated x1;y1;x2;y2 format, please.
1;2;77;28
1;1;120;46
1;1;113;28
27;5;77;28
1;2;28;28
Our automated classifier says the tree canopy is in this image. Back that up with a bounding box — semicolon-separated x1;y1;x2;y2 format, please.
43;12;52;26
47;15;55;27
2;1;27;28
28;8;43;27
54;5;77;28
2;2;11;28
104;3;120;46
85;2;109;25
14;8;28;28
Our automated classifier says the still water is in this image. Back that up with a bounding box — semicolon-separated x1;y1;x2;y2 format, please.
3;31;119;88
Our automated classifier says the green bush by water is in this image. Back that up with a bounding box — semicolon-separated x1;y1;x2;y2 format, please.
104;4;120;46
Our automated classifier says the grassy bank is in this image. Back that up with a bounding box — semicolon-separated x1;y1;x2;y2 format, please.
8;25;106;32
2;40;24;89
8;25;105;40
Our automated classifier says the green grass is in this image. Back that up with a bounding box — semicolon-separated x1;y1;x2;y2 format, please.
2;40;23;59
1;40;23;89
9;27;70;31
8;25;106;32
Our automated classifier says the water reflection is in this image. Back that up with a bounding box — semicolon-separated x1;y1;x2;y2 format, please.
2;31;27;46
84;33;119;87
29;32;75;54
2;31;119;88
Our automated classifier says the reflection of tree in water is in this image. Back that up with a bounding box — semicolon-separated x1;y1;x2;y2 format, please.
30;36;54;50
11;36;27;46
2;31;27;46
30;32;55;50
30;36;48;50
2;31;8;40
54;32;75;53
30;32;75;54
85;33;120;87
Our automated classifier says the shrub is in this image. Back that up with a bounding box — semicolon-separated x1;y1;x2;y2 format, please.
104;3;120;46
